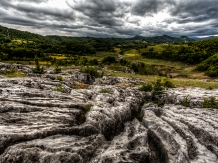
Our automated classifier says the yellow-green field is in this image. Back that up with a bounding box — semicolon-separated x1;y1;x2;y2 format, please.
51;55;68;60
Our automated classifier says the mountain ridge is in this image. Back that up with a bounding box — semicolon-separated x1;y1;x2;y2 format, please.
131;34;194;43
0;25;194;44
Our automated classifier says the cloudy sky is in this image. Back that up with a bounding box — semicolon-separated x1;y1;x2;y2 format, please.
0;0;218;38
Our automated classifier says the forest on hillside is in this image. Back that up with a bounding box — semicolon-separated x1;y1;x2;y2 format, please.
0;25;218;77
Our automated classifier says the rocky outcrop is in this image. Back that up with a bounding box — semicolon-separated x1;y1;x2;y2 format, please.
0;63;218;162
163;87;218;108
142;103;218;163
0;120;149;163
0;62;31;74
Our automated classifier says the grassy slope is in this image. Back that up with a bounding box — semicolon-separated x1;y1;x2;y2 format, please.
121;45;208;79
110;45;218;88
106;71;218;89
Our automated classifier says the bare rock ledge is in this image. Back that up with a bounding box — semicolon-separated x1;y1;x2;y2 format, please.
0;63;217;163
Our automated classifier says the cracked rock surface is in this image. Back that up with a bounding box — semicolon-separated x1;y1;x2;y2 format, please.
163;87;218;107
0;63;218;163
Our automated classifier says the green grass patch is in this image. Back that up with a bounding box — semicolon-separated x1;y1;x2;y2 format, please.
100;88;112;94
54;83;64;92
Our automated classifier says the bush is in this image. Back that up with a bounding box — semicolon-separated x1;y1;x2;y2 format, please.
56;76;63;81
207;86;213;90
131;107;143;122
139;78;174;98
119;59;129;66
130;62;159;75
181;96;190;107
151;79;164;97
102;56;116;65
54;64;61;73
80;66;103;78
154;99;165;106
202;96;218;109
32;58;44;74
162;79;175;88
138;83;153;92
89;59;98;65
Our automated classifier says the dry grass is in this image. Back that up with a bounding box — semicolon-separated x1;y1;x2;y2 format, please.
72;82;89;89
117;82;131;87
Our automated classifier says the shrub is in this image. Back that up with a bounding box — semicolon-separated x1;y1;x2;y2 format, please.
138;83;153;92
151;79;164;97
207;86;213;90
77;104;94;123
32;58;44;74
139;78;175;98
84;104;93;112
130;62;159;75
80;66;103;78
102;56;116;65
56;76;63;81
78;57;88;66
154;99;165;106
131;107;143;122
89;59;98;65
119;59;129;66
202;96;218;109
54;64;61;73
181;96;190;107
163;79;175;88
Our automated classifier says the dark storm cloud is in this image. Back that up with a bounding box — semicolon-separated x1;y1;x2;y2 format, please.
131;0;175;16
169;0;218;23
170;0;218;17
2;16;42;27
115;28;142;36
0;0;75;22
0;0;218;37
69;0;116;13
67;0;125;27
19;0;48;3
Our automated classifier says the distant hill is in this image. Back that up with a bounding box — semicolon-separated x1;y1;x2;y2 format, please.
191;36;218;41
0;25;194;44
0;25;54;43
46;35;94;42
131;35;195;44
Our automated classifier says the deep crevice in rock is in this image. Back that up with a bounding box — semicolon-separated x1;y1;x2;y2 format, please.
147;129;168;163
